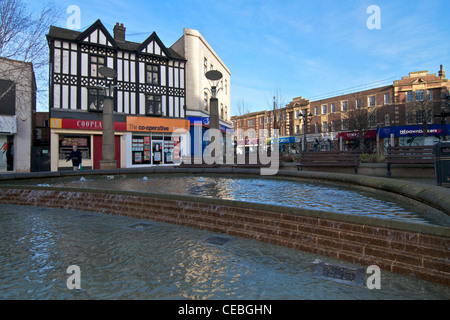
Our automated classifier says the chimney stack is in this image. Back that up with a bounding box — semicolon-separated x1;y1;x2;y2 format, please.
439;64;445;79
113;22;126;42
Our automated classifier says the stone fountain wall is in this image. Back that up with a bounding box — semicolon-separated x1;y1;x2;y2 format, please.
0;187;448;286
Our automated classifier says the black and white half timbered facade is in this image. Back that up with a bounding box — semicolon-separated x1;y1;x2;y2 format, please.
47;20;190;171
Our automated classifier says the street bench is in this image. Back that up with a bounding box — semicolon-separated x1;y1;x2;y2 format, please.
296;151;361;174
386;146;435;177
178;156;220;168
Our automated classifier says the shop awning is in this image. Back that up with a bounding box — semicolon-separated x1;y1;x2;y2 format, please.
337;130;376;140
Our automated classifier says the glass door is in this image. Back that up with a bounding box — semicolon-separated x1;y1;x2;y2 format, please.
152;140;163;165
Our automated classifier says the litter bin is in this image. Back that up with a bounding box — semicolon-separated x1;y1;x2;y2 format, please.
434;142;450;187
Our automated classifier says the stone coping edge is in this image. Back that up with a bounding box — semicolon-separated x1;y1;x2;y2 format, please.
1;167;449;237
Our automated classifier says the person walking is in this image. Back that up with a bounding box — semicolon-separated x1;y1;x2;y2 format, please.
66;145;82;170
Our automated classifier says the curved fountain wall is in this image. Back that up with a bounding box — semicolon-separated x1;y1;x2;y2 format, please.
0;167;449;286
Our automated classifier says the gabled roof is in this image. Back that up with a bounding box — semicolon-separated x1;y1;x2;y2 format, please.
75;19;117;48
46;19;186;60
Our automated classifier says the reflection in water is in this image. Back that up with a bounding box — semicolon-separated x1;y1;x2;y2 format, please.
0;204;449;300
30;174;450;226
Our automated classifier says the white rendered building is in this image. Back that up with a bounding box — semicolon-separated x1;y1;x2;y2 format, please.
171;28;231;156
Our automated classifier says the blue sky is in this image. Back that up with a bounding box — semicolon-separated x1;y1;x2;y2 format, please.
26;0;450;114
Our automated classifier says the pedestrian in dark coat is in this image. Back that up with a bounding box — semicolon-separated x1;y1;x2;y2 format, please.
66;145;82;170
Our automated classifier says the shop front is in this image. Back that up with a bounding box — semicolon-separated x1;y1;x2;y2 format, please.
50;118;127;171
337;130;376;152
125;116;190;167
0;116;16;172
378;125;450;147
187;116;232;157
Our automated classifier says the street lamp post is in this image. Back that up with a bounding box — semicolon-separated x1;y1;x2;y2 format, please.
435;93;450;141
205;70;223;159
300;111;313;152
98;67;117;170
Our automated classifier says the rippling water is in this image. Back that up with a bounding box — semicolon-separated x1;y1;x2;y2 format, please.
1;205;449;300
23;174;450;226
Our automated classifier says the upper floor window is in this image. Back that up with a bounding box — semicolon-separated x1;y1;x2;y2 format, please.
203;58;208;74
203;92;208;111
415;90;424;102
342;119;349;130
90;55;105;77
330;103;335;113
427;89;432;101
384;93;390;105
322;105;327;114
368;96;376;107
341;101;348;112
406;91;413;102
384;113;390;126
315;106;319;115
248;119;254;126
355;99;361;109
146;64;159;85
145;95;162;116
88;88;104;112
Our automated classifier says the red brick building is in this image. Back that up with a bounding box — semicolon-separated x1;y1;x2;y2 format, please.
232;66;450;153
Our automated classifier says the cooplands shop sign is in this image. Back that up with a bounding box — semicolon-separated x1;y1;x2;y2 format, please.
126;116;190;133
50;118;127;131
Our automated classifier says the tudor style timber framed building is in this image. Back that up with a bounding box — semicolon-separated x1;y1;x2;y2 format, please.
47;20;190;171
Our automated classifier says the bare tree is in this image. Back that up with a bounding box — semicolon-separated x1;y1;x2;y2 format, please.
0;0;63;110
233;98;251;117
341;93;376;152
407;99;435;137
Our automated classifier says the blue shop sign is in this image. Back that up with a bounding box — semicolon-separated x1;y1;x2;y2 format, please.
188;116;232;133
378;125;450;138
271;136;295;144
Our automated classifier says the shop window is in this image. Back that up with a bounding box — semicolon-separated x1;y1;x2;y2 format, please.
131;134;181;166
146;95;162;116
59;135;91;161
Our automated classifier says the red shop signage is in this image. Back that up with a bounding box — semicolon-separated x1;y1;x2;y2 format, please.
51;118;127;131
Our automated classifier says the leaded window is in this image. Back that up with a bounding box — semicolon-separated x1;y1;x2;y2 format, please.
146;95;162;116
